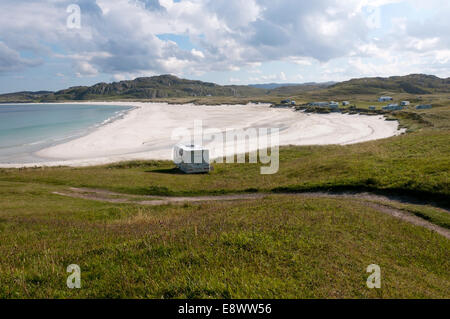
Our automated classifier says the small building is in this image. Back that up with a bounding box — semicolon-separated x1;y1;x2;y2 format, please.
401;101;410;106
291;101;296;106
379;96;393;102
329;101;339;109
281;99;291;104
369;106;376;111
173;144;211;174
342;101;350;106
416;104;432;110
382;104;403;111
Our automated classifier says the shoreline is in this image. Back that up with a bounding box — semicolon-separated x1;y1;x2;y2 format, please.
0;102;136;166
0;101;406;168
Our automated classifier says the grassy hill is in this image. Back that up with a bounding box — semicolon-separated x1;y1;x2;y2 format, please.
0;91;53;103
324;74;450;95
266;82;335;96
0;183;448;298
249;82;336;90
1;74;449;103
0;75;265;103
48;75;265;101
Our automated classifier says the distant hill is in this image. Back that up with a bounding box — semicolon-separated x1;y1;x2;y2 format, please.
249;82;336;90
0;74;449;103
0;75;265;103
0;91;54;103
267;82;336;95
326;74;450;95
249;83;302;90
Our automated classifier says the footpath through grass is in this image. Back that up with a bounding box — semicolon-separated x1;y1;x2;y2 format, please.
0;182;449;298
1;129;448;204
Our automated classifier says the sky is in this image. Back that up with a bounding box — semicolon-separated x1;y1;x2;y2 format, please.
0;0;449;93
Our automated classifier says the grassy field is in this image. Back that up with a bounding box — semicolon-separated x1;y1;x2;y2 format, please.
0;97;448;299
1;128;448;202
0;181;449;298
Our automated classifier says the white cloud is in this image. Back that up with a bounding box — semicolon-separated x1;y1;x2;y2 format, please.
0;0;448;82
191;49;205;59
249;72;291;83
0;42;41;73
75;61;99;77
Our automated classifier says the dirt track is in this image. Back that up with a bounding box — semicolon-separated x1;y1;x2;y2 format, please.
53;187;450;239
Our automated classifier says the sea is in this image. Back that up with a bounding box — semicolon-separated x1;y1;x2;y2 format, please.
0;104;132;164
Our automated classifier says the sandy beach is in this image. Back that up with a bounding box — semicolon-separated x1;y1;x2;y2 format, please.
1;102;405;168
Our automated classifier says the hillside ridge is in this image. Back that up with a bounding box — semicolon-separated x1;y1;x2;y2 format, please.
1;73;449;103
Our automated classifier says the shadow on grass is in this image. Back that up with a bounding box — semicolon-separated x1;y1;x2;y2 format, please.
272;185;450;210
146;168;185;175
149;167;213;176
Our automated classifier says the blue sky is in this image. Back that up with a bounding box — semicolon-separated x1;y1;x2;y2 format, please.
0;0;449;93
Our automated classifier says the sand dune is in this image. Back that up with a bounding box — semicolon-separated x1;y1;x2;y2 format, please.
3;102;405;168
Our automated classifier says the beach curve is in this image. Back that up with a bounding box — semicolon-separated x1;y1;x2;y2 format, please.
1;101;406;168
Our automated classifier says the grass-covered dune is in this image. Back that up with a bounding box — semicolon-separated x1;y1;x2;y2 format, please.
0;101;448;299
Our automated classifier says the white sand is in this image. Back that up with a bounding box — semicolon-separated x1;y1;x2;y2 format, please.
2;102;405;168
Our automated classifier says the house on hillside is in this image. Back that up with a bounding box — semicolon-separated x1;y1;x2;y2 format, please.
329;102;339;109
382;104;403;111
379;96;393;102
309;102;330;107
401;101;410;106
281;99;291;104
342;101;350;106
309;101;340;109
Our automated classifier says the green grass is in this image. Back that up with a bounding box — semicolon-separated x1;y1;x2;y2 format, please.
0;181;448;298
382;202;450;229
0;96;448;299
1;129;448;204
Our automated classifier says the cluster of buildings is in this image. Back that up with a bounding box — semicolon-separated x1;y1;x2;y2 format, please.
382;104;404;111
377;97;431;110
277;96;433;112
281;99;297;106
378;97;408;109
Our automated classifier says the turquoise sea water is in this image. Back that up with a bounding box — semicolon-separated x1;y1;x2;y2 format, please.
0;104;132;164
